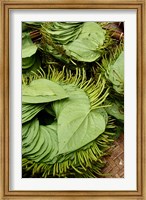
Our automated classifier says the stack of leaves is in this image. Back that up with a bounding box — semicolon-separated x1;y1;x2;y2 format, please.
96;44;124;125
22;21;124;178
41;22;107;63
22;31;41;74
22;68;116;177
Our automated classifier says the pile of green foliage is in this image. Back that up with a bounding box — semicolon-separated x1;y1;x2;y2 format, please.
22;22;124;178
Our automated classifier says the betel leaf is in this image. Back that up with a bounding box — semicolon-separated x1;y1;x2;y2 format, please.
64;39;101;62
58;108;106;154
52;84;88;118
22;53;41;74
22;33;38;58
79;22;105;45
97;108;109;125
64;22;106;62
42;44;70;63
108;51;124;94
22;119;58;164
53;84;107;154
41;22;82;45
105;99;124;121
22;79;69;103
22;103;46;123
22;55;35;69
52;22;82;30
40;123;58;163
22;118;39;148
41;22;106;63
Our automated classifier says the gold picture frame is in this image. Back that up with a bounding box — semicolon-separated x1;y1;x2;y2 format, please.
0;0;146;199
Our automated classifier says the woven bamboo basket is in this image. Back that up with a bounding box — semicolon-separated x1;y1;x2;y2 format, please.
102;133;124;178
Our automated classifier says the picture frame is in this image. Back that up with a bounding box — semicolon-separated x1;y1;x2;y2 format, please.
0;0;145;199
